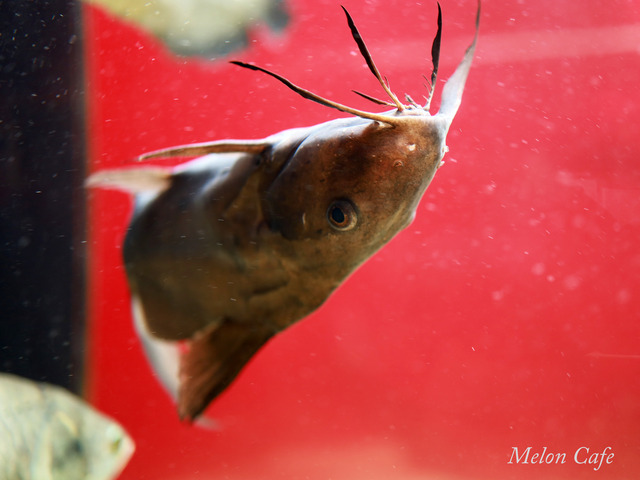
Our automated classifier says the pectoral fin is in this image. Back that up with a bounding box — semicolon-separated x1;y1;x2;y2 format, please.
178;321;275;421
85;167;172;194
436;0;480;123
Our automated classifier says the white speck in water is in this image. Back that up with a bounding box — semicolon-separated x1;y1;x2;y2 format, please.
407;144;416;151
531;262;545;275
563;274;582;291
616;289;631;304
492;290;505;301
572;214;587;229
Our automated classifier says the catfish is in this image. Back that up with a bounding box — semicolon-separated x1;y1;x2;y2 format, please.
87;2;480;421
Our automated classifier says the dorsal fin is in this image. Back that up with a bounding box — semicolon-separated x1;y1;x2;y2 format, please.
137;139;270;161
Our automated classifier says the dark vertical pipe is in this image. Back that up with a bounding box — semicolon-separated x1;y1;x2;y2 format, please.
0;0;87;393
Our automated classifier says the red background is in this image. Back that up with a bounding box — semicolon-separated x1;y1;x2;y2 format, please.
84;0;640;478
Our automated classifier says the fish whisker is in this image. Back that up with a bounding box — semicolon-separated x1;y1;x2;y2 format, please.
340;5;405;111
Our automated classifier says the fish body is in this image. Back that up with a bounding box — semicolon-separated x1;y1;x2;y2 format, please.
88;3;480;420
0;373;134;480
125;115;444;336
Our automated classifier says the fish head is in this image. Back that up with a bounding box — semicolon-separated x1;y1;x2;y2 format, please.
48;391;135;480
237;1;479;277
263;112;448;269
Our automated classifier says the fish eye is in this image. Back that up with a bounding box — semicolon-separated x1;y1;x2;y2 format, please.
327;200;357;231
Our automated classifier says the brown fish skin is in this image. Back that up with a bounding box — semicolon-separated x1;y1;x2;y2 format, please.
88;3;480;421
124;117;446;336
120;115;447;419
